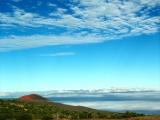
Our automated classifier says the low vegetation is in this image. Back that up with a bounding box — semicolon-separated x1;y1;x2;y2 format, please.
0;94;157;120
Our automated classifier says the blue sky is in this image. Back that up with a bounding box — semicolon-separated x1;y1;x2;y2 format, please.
0;0;160;92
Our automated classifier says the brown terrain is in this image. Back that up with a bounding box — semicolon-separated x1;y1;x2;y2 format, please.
19;94;48;102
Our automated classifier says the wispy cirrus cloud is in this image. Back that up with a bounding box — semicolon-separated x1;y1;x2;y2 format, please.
39;52;75;57
0;0;159;52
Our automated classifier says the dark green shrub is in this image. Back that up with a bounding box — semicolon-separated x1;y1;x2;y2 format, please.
41;114;53;120
16;113;32;120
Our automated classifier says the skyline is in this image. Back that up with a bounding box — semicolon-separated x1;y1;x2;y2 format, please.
0;0;160;92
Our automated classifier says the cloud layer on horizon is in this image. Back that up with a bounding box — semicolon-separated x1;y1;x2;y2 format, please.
0;0;159;51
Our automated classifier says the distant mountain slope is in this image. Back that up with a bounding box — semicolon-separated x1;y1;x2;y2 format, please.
0;94;150;120
19;94;48;102
18;94;109;113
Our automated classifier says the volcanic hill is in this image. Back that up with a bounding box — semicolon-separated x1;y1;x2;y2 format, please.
19;94;48;102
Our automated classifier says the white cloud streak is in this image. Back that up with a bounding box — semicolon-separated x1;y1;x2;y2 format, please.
0;34;103;51
39;52;75;57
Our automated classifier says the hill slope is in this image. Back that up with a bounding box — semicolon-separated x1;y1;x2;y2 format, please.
0;94;154;120
19;94;48;102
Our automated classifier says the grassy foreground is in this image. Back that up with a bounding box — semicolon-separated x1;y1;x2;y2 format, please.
0;94;159;120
